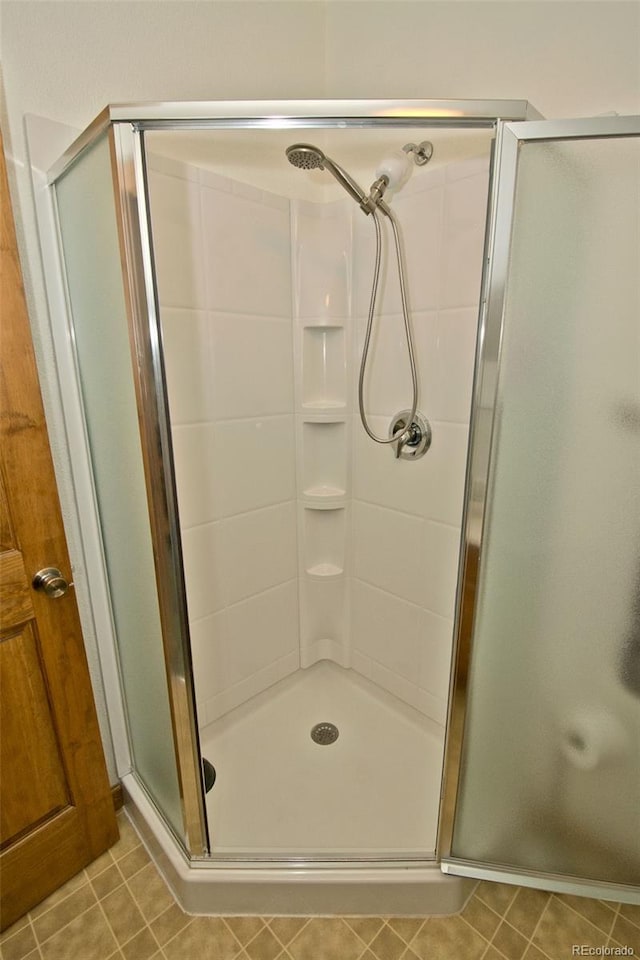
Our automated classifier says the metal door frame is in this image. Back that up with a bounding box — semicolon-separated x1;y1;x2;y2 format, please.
438;114;640;904
45;99;547;864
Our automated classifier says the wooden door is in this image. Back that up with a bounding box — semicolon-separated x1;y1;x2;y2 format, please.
0;132;118;931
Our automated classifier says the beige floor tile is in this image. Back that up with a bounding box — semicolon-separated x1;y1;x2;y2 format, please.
225;917;264;945
409;916;487;960
39;904;117;960
491;920;528;960
555;893;616;935
90;865;124;902
504;888;550;939
29;871;88;921
1;916;30;943
611;915;640;953
287;919;363;960
462;896;502;941
522;948;549;960
244;926;282;960
385;919;423;945
0;923;38;960
149;904;191;947
162;917;241;960
476;882;518;916
267;918;309;946
100;885;146;945
116;845;151;881
126;863;175;922
109;819;141;862
32;885;96;945
368;924;406;960
120;927;159;960
619;903;640;929
482;948;509;960
533;898;607;959
344;918;385;945
85;852;115;881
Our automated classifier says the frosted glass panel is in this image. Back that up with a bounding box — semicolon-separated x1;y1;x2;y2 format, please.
452;136;640;886
55;137;184;839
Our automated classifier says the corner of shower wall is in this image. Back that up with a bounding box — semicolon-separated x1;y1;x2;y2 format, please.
145;142;492;735
348;153;491;727
146;150;300;730
291;197;353;670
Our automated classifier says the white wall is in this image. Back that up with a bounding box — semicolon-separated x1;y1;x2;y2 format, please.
350;155;489;724
324;1;640;117
147;153;300;724
1;0;637;778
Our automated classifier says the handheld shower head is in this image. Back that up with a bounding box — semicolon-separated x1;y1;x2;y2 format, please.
286;142;370;211
285;144;326;171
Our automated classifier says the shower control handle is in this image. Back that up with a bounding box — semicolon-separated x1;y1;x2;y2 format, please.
32;567;70;599
389;410;432;461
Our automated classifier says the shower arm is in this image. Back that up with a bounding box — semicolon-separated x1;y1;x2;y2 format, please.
322;157;391;217
321;156;372;210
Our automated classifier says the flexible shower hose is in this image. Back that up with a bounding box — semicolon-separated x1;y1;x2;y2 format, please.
358;202;419;449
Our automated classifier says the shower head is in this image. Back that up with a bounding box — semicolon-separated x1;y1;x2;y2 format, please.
286;142;370;211
285;143;326;171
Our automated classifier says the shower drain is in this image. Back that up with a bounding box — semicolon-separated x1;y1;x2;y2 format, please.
310;722;339;745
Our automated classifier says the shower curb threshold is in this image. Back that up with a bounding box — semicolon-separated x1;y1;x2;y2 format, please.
121;774;472;916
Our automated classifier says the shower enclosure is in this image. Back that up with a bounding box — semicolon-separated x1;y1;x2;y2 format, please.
32;101;639;912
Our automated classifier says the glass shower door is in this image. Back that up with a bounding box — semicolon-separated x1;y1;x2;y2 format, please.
440;117;640;901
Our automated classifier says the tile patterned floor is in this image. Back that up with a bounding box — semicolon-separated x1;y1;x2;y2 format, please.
1;812;638;960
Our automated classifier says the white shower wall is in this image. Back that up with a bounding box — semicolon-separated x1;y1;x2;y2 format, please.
351;157;489;724
147;147;489;729
147;153;300;726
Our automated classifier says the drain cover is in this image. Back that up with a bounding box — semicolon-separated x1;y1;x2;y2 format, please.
310;722;339;745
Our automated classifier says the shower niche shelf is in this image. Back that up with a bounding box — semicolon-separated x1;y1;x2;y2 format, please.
302;486;346;503
301;326;347;410
301;317;344;328
299;420;348;503
301;401;347;413
306;562;344;580
302;505;346;579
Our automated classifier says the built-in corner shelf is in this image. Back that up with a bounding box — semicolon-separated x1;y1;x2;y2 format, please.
294;298;350;664
302;505;346;578
300;421;347;497
306;562;344;580
302;485;347;505
301;326;347;411
301;401;347;413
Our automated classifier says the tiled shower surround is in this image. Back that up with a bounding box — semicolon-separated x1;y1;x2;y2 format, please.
147;148;489;729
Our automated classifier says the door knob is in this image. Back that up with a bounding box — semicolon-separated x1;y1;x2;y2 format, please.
32;567;70;599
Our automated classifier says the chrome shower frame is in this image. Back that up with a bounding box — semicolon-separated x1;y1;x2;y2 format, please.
45;99;544;865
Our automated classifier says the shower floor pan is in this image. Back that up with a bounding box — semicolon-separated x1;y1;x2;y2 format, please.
201;660;442;857
123;662;470;914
